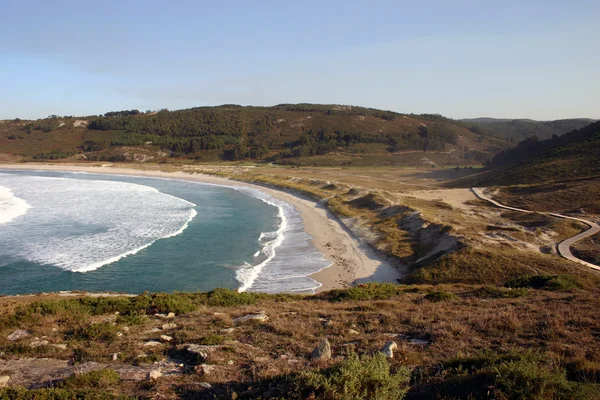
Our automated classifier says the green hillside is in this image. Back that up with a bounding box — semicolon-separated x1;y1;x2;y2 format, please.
451;121;600;187
0;104;505;166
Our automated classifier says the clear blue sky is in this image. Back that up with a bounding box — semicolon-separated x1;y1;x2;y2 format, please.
1;0;599;120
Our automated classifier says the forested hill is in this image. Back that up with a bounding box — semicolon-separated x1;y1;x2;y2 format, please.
461;117;595;143
0;104;509;166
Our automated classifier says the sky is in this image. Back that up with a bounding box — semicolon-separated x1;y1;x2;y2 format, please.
1;0;599;120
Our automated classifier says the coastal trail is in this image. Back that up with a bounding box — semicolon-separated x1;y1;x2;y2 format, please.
472;187;600;271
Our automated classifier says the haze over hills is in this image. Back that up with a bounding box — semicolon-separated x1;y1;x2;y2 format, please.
461;117;596;143
1;104;594;168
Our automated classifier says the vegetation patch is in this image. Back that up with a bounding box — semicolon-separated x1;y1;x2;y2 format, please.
424;291;455;302
505;275;581;291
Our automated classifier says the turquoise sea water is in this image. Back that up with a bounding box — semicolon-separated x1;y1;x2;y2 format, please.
0;170;331;295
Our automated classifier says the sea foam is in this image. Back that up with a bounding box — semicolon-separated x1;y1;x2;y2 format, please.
0;186;31;224
231;186;332;294
0;174;196;272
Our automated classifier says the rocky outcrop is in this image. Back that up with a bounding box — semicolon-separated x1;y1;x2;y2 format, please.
311;338;331;361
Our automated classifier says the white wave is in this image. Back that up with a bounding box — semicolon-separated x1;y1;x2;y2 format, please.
0;175;197;272
235;196;287;292
0;186;31;224
230;186;331;294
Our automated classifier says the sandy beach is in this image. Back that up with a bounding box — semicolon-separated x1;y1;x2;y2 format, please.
0;163;402;292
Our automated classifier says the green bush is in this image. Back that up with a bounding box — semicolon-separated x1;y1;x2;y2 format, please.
59;369;121;390
0;388;131;400
198;334;225;345
321;283;404;302
294;353;411;400
70;322;118;343
505;275;581;291
471;285;528;298
424;291;455;302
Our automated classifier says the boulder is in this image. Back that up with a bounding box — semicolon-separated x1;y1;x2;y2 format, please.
166;312;176;319
233;312;269;324
186;344;220;362
162;323;177;330
381;341;398;358
50;344;68;351
196;364;216;376
310;338;331;361
146;370;162;381
144;341;162;348
198;382;212;389
7;330;29;342
348;329;360;335
160;335;173;342
29;339;49;348
0;376;10;388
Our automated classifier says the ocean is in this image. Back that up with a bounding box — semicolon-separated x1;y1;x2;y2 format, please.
0;170;331;295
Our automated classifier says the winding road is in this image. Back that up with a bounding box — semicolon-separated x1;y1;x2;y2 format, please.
472;187;600;271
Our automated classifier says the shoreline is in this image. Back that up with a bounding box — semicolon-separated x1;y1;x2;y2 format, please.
0;163;402;293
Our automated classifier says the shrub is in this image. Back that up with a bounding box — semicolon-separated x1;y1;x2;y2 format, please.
70;322;118;343
424;291;455;302
321;283;404;302
198;334;225;345
505;275;581;291
59;369;121;389
294;353;411;400
471;285;528;298
0;388;131;400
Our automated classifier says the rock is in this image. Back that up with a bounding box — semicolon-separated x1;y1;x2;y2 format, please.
348;329;360;335
7;330;30;341
381;341;398;358
116;332;123;337
233;311;269;324
162;323;177;330
29;339;49;348
122;326;130;332
160;335;173;342
144;341;162;347
186;344;220;362
155;313;168;319
111;353;119;361
311;338;331;361
0;376;10;388
227;360;234;365
196;364;216;376
146;370;162;381
166;312;176;319
50;344;68;350
220;328;235;334
198;382;212;389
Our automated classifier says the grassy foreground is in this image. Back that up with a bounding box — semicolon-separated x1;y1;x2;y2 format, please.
1;280;600;399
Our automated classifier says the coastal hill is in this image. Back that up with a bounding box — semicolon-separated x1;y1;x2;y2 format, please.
461;117;595;143
0;104;590;167
450;120;600;187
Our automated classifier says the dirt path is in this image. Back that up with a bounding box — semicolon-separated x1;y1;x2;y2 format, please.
472;187;600;271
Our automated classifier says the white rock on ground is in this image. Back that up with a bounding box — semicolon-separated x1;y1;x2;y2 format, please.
381;341;398;358
146;370;162;381
233;311;269;324
162;323;177;330
7;330;29;341
0;376;10;388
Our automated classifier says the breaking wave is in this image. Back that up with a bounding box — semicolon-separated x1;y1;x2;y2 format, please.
0;174;196;272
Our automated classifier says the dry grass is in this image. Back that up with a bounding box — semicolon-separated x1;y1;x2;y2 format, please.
1;283;600;398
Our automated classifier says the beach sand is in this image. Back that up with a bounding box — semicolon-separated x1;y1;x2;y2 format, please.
0;164;402;292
